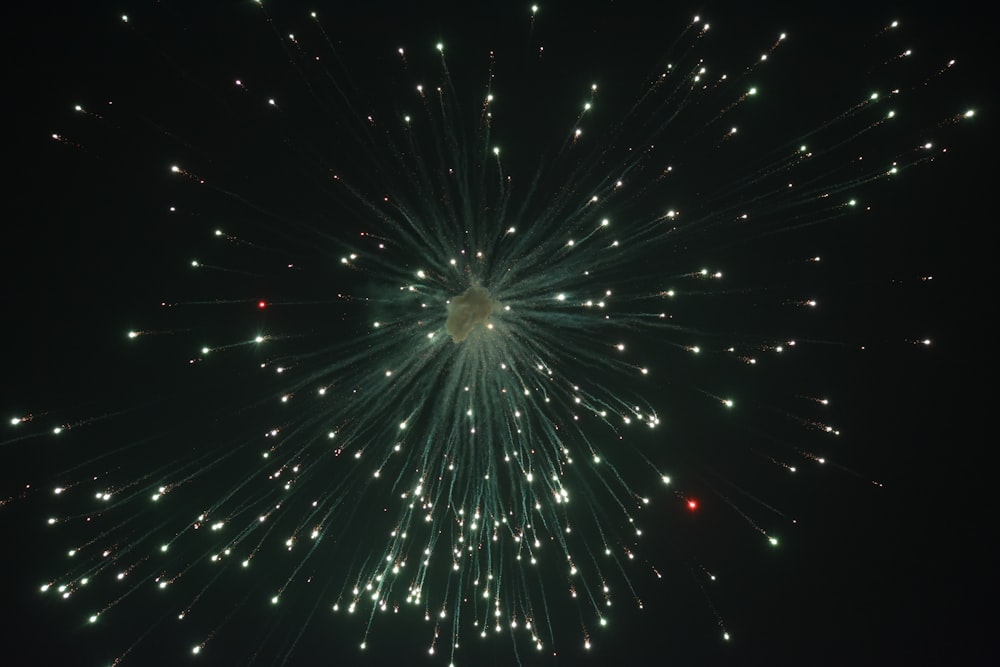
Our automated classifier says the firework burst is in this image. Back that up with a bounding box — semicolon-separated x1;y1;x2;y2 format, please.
3;3;980;665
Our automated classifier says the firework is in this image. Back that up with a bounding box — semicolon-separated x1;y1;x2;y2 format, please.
3;3;978;665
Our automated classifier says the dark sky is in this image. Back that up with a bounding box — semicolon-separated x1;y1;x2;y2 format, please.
1;1;994;666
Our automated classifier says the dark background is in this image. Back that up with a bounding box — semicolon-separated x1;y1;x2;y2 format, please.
1;1;994;665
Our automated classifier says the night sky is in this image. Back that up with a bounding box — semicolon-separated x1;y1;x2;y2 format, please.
1;1;994;666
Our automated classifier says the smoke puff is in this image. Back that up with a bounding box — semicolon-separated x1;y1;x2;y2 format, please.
446;285;498;343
